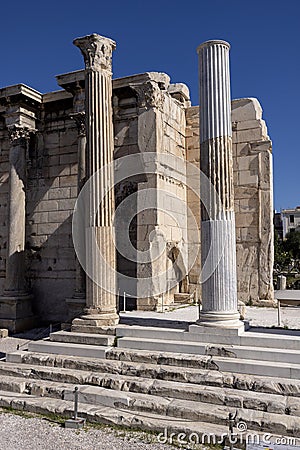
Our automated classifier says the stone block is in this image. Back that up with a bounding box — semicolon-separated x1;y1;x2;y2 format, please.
235;155;258;172
231;98;263;122
48;210;72;223
60;153;78;165
238;197;259;213
234;119;265;131
58;198;76;211
59;175;77;187
49;165;70;178
37;223;60;235
44;132;59;148
235;212;258;228
235;128;267;143
258;151;273;189
238;170;258;187
239;228;259;243
29;212;49;224
37;200;59;212
48;187;71;200
0;328;8;338
27;340;111;359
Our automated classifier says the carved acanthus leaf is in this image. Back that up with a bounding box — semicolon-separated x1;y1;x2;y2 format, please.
8;125;32;143
70;112;86;137
73;34;116;71
130;81;165;110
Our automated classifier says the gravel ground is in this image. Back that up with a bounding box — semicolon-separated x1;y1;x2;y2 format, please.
0;413;178;450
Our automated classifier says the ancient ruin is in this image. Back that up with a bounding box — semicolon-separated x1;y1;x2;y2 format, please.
0;34;274;332
2;34;300;443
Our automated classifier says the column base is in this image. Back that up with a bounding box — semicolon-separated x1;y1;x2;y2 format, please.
71;312;119;334
0;293;37;334
196;311;245;331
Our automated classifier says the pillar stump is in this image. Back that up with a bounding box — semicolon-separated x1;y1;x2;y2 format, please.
71;34;119;332
0;125;36;333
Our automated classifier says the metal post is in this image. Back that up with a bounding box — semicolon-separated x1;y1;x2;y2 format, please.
161;293;164;313
74;386;79;420
117;289;120;314
278;300;281;327
196;289;201;319
49;323;53;334
123;291;126;313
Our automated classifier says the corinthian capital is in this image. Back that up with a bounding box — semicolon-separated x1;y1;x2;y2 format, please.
130;81;164;110
8;125;33;144
70;112;86;137
73;33;116;72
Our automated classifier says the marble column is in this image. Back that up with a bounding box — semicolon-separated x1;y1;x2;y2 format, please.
72;33;118;330
0;125;36;332
65;112;86;320
197;40;242;329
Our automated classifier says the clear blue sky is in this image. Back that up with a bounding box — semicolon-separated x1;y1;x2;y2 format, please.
1;0;298;211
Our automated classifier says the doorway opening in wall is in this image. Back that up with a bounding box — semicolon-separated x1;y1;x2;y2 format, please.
115;180;138;311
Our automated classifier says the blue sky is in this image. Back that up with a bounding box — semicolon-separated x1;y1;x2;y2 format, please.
1;0;298;211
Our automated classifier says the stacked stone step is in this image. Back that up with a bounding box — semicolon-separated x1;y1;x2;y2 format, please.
1;345;300;437
173;293;194;305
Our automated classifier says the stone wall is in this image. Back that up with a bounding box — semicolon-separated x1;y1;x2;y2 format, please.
26;91;78;321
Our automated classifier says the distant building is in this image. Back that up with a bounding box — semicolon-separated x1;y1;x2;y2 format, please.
274;211;283;240
282;207;300;238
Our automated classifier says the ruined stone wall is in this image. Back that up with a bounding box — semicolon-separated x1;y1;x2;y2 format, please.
232;98;274;305
185;98;274;305
156;88;188;307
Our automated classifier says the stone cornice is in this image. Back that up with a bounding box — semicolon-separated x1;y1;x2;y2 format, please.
73;33;116;72
0;84;42;105
56;70;170;92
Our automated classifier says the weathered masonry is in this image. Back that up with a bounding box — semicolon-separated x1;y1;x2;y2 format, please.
0;35;274;331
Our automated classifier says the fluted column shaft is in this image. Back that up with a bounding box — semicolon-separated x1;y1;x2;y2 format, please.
73;33;118;327
5;126;30;294
72;112;86;298
198;40;241;328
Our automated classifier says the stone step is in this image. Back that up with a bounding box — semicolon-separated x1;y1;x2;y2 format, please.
0;376;299;436
0;364;300;416
4;352;300;398
117;338;300;379
116;324;300;350
117;335;300;364
27;340;112;359
0;389;247;444
50;330;115;346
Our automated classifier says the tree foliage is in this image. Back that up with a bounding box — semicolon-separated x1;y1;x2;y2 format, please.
284;231;300;259
274;232;292;272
